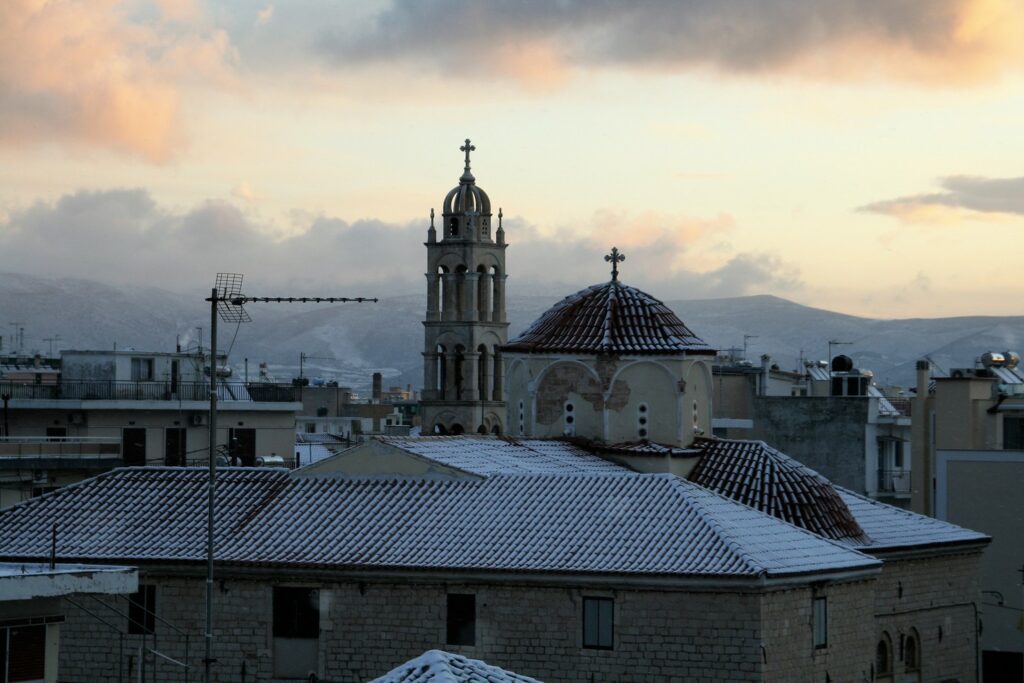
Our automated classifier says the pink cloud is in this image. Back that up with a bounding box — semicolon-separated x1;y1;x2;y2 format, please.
0;0;237;162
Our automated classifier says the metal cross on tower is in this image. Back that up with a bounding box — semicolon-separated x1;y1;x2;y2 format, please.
460;138;475;172
605;247;625;282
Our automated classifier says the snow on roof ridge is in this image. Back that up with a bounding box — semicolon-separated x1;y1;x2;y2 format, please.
834;485;990;547
676;475;879;571
665;476;767;576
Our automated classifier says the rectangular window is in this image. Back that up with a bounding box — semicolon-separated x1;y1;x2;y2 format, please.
272;587;319;678
1004;417;1024;450
128;585;156;635
446;594;476;646
228;427;256;467
122;427;147;466
583;597;614;650
813;597;828;649
273;587;319;639
131;357;154;381
2;624;47;681
165;427;186;466
45;427;66;440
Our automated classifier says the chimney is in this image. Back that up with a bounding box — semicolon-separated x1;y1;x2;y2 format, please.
33;353;42;369
372;372;383;402
915;360;929;400
760;354;771;397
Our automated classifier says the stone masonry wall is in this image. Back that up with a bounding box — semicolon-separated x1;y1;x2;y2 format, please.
760;579;876;683
57;571;886;683
872;551;983;683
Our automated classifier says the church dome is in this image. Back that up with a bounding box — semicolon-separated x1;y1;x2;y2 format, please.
504;278;714;356
444;181;490;216
443;139;491;216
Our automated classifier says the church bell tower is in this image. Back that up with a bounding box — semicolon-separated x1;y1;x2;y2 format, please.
421;139;508;435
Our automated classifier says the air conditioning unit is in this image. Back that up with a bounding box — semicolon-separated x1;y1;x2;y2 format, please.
190;413;207;426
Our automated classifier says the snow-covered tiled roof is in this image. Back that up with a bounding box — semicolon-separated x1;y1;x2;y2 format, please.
836;488;989;551
0;467;877;580
503;280;714;356
370;650;540;683
688;438;869;544
375;436;632;476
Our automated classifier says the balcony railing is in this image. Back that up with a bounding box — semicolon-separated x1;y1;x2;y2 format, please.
877;468;911;494
0;380;296;402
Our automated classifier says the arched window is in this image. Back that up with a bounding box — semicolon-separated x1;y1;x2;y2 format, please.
454;265;467;319
490;265;501;320
450;423;465;435
491;424;501;435
518;400;525;436
453;346;465;399
436;265;449;317
436;344;447;400
476;265;489;320
477;344;489;400
477;425;487;434
876;633;892;678
904;630;920;674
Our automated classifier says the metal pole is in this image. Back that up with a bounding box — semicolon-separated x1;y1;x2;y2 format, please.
205;287;218;683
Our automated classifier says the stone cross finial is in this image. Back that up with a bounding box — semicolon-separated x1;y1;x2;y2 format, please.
460;139;475;172
498;208;503;229
430;208;435;228
605;247;625;282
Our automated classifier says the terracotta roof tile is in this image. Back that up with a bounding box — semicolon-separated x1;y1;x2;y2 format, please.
503;281;713;355
688;438;869;544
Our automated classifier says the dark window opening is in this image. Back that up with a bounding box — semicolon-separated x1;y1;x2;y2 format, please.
165;427;186;466
122;427;146;467
1005;417;1024;450
813;597;828;649
228;427;256;466
446;594;476;646
583;597;613;649
273;587;319;639
45;427;66;440
3;624;46;681
128;585;156;635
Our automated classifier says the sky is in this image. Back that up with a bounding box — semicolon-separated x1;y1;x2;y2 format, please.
1;0;1024;318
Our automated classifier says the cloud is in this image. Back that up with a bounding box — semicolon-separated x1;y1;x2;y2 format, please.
318;0;1024;85
0;188;801;301
0;0;237;162
858;174;1024;223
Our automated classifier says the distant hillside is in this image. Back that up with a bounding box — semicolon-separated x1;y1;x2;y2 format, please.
1;273;1021;390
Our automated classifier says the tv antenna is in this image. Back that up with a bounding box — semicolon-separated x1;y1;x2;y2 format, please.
43;335;62;358
201;273;377;683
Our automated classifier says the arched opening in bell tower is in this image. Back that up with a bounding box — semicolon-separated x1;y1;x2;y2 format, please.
435;344;447;400
477;344;489;400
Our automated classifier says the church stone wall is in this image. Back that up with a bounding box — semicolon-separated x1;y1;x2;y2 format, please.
57;571;886;683
760;579;875;683
872;551;983;683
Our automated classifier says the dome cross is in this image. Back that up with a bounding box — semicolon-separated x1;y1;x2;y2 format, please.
604;247;625;282
460;138;476;173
